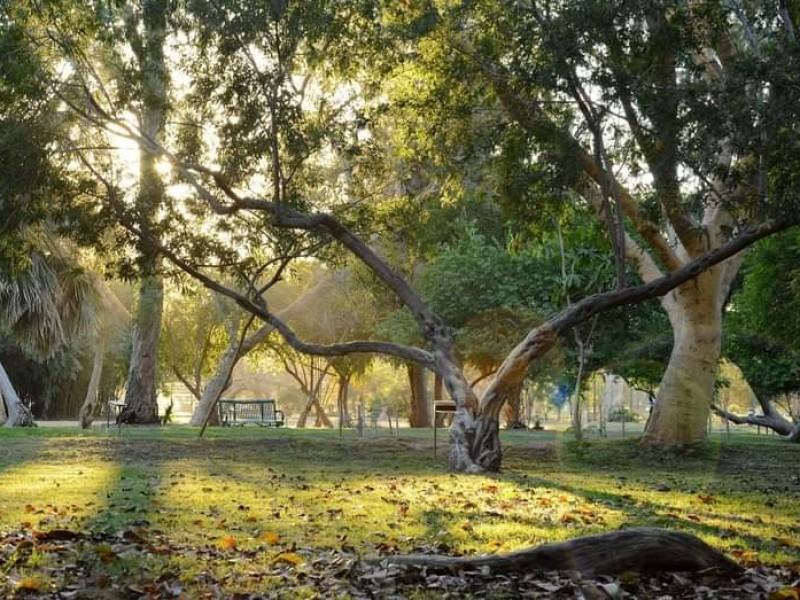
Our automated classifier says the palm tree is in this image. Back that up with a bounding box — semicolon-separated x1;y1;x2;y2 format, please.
0;232;101;426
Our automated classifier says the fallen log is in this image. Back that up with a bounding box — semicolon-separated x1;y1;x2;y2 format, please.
379;528;740;577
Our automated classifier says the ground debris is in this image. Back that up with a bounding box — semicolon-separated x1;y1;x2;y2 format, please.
2;525;799;598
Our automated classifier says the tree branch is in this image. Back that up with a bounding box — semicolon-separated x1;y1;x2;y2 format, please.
446;33;683;273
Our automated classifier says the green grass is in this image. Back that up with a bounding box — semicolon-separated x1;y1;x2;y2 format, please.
0;426;798;597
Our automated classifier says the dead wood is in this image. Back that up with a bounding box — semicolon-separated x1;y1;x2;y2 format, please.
379;528;740;577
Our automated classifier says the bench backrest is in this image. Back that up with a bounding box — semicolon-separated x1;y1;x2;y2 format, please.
218;399;280;421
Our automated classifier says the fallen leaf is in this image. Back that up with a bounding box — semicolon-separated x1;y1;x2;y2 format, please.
218;535;237;550
260;531;280;545
273;551;304;566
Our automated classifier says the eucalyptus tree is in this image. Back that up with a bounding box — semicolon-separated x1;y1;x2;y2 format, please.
415;0;800;448
14;1;799;469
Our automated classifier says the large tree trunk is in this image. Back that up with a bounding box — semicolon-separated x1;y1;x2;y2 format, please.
643;270;724;447
502;383;524;428
79;336;105;429
119;0;168;426
120;276;163;424
187;331;240;427
381;528;738;577
407;362;431;427
0;359;35;427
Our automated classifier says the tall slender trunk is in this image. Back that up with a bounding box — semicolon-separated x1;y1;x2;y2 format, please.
337;373;351;427
407;362;431;427
120;0;168;425
79;334;105;429
571;337;587;440
643;271;724;446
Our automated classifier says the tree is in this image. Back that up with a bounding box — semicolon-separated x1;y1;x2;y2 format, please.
13;1;799;470
0;234;100;426
111;0;172;425
415;0;800;448
717;230;800;440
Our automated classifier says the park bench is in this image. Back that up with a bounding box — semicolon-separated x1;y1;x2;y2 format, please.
106;400;127;427
218;399;285;427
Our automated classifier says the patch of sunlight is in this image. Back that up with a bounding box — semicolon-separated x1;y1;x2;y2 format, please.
149;459;631;561
0;460;118;531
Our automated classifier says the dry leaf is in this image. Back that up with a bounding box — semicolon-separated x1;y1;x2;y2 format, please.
260;531;280;545
218;535;237;550
273;551;304;566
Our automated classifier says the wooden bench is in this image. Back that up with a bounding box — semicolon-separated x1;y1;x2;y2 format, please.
218;399;285;427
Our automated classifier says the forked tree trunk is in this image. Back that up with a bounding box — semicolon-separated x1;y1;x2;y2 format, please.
447;325;558;472
381;528;738;577
120;275;163;424
407;362;431;427
79;336;105;429
643;271;724;447
0;359;35;427
313;400;333;428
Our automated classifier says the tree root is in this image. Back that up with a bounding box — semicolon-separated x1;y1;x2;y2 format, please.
379;528;740;577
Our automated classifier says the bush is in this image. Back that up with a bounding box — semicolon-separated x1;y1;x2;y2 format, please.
607;406;642;422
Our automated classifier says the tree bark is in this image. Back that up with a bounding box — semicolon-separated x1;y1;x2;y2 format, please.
120;275;163;424
643;270;725;447
337;373;351;427
295;358;332;428
0;359;35;427
313;399;333;428
502;383;525;428
119;0;168;426
79;335;105;429
407;362;431;427
380;528;739;578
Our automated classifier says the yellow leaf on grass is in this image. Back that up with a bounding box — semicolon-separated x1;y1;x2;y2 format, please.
260;532;280;545
273;552;304;566
218;536;237;550
14;576;46;592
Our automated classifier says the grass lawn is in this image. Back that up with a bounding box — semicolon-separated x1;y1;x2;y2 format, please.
0;425;799;598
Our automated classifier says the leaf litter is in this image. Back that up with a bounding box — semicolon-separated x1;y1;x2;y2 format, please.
2;524;799;598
